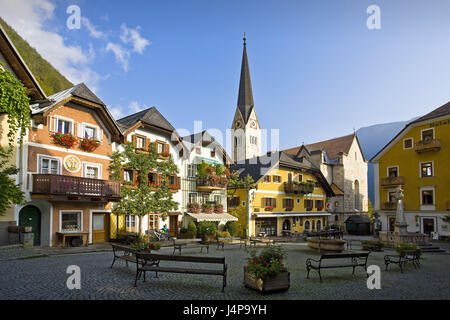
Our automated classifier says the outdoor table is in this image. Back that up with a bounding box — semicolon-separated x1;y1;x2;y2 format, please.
56;232;89;248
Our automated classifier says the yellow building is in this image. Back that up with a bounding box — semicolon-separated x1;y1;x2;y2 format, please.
0;25;46;245
371;102;450;237
228;151;335;237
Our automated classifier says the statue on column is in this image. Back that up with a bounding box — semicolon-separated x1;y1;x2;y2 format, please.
394;187;408;235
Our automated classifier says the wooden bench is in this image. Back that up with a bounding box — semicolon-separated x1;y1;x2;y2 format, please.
306;252;370;282
134;253;227;292
384;249;421;273
216;237;247;250
172;238;209;255
249;237;275;247
110;244;138;268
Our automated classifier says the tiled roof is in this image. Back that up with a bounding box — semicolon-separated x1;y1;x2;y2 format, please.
117;106;175;132
410;101;450;124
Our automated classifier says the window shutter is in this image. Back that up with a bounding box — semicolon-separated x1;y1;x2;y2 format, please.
120;168;125;183
176;176;181;189
132;135;137;147
261;197;265;207
283;199;286;208
273;198;277;208
49;116;57;132
77;123;84;138
97;128;103;141
166;143;170;154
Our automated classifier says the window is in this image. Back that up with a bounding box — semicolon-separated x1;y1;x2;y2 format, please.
148;214;159;230
283;198;294;208
287;173;293;183
388;167;398;177
61;211;81;232
227;196;240;207
297;174;303;182
304;220;311;231
422;129;434;141
57;119;72;134
214;195;221;204
188;193;198;203
304;199;314;209
404;138;413;149
388;192;396;202
297;198;301;204
421;162;433;177
123;169;134;182
84;125;96;139
187;164;197;178
273;175;281;183
314;181;320;189
148;172;158;184
85;165;99;179
40;157;60;175
136;136;145;149
315;199;324;210
125;215;136;231
422;190;434;205
263;197;276;208
263;175;271;183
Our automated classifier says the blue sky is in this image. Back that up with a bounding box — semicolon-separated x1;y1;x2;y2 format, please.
2;0;450;150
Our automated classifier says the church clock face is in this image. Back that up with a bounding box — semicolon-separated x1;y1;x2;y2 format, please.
250;120;257;129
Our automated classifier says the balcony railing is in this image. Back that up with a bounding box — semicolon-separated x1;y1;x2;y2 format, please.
381;202;398;210
32;174;121;199
284;182;314;195
414;139;441;153
196;178;227;191
380;176;405;187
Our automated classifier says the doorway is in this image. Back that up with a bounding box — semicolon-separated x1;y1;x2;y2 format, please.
388;217;396;232
19;206;41;246
169;215;178;237
92;212;110;243
422;218;436;235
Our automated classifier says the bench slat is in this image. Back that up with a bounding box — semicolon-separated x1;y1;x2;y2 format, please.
140;266;224;275
137;253;225;264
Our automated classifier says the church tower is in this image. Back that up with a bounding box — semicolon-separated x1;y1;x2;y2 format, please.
231;35;261;162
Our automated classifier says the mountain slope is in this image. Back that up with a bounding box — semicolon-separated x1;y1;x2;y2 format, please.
0;17;73;96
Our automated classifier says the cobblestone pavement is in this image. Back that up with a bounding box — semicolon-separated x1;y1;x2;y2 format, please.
0;243;449;300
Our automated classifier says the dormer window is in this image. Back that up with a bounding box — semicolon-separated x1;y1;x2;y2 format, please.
84;125;96;139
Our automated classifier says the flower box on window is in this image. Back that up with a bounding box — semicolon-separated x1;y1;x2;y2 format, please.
148;181;161;190
51;132;77;148
80;137;100;152
285;206;293;212
306;207;313;211
317;206;323;211
202;203;214;214
214;204;224;213
265;206;274;212
159;150;170;159
187;202;201;213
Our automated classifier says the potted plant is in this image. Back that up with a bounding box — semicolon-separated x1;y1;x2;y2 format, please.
202;203;214;214
243;245;290;293
214;203;224;213
187;202;201;213
197;221;217;242
80;137;100;152
130;235;162;252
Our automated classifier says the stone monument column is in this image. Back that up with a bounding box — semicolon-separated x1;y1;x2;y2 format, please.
394;187;408;236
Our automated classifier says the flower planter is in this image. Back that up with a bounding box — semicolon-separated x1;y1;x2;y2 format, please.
244;271;290;293
306;237;346;253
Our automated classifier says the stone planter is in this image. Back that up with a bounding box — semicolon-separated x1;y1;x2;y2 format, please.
306;237;346;253
244;271;290;293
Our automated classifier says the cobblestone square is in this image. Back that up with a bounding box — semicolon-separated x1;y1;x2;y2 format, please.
0;242;449;300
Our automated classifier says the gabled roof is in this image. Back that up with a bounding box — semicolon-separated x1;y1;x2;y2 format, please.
181;130;233;165
117;106;175;133
237;38;254;124
229;151;335;196
371;100;450;162
0;24;46;101
284;134;358;161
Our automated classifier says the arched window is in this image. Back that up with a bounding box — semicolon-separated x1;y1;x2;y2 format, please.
317;220;322;231
312;220;315;230
354;180;360;210
304;220;311;231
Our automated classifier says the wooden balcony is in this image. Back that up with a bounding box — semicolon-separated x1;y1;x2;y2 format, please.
414;139;441;153
284;182;314;195
380;176;405;187
32;174;121;201
380;202;398;210
196;178;227;192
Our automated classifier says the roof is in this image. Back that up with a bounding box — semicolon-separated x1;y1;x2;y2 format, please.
117;106;175;133
181;130;233;165
0;24;46;101
330;183;344;196
237;39;254;124
284;134;356;161
229;151;335;196
371;100;450;162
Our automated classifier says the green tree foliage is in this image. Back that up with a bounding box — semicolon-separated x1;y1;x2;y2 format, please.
227;171;256;196
230;205;247;237
187;220;197;238
0;18;73;96
197;221;217;236
0;65;30;146
223;221;237;236
110;142;179;234
0;147;25;215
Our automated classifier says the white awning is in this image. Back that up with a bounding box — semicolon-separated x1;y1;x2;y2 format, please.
186;212;238;222
253;212;331;218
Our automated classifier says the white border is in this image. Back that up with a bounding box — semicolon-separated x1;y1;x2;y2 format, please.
37;154;63;175
59;210;83;233
420;186;436;210
82;161;102;179
403;137;413;150
386;165;399;177
89;209;111;244
419;160;434;178
420;127;435;140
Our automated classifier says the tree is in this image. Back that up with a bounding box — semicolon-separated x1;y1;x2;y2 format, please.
0;147;25;215
110;142;179;234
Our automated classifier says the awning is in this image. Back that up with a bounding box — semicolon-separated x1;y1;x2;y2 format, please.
186;212;238;222
253;212;331;218
193;156;221;165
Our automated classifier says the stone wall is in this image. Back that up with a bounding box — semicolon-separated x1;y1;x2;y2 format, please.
0;221;16;246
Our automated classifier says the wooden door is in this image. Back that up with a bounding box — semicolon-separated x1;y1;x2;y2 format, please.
169;215;178;237
19;206;41;246
422;218;435;235
92;213;109;243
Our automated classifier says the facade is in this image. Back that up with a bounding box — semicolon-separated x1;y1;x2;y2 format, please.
0;24;46;245
284;134;369;227
18;83;122;247
371;102;450;237
231;37;261;162
115;107;184;237
181;131;237;227
228;151;335;237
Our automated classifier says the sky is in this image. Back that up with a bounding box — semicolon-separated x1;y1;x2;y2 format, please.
1;0;450;151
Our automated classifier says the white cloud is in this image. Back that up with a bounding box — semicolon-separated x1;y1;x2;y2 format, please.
81;17;106;39
109;106;123;119
0;0;104;90
106;42;130;72
129;101;146;113
120;24;150;54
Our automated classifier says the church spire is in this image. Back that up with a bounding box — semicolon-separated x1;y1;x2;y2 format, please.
237;34;254;124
